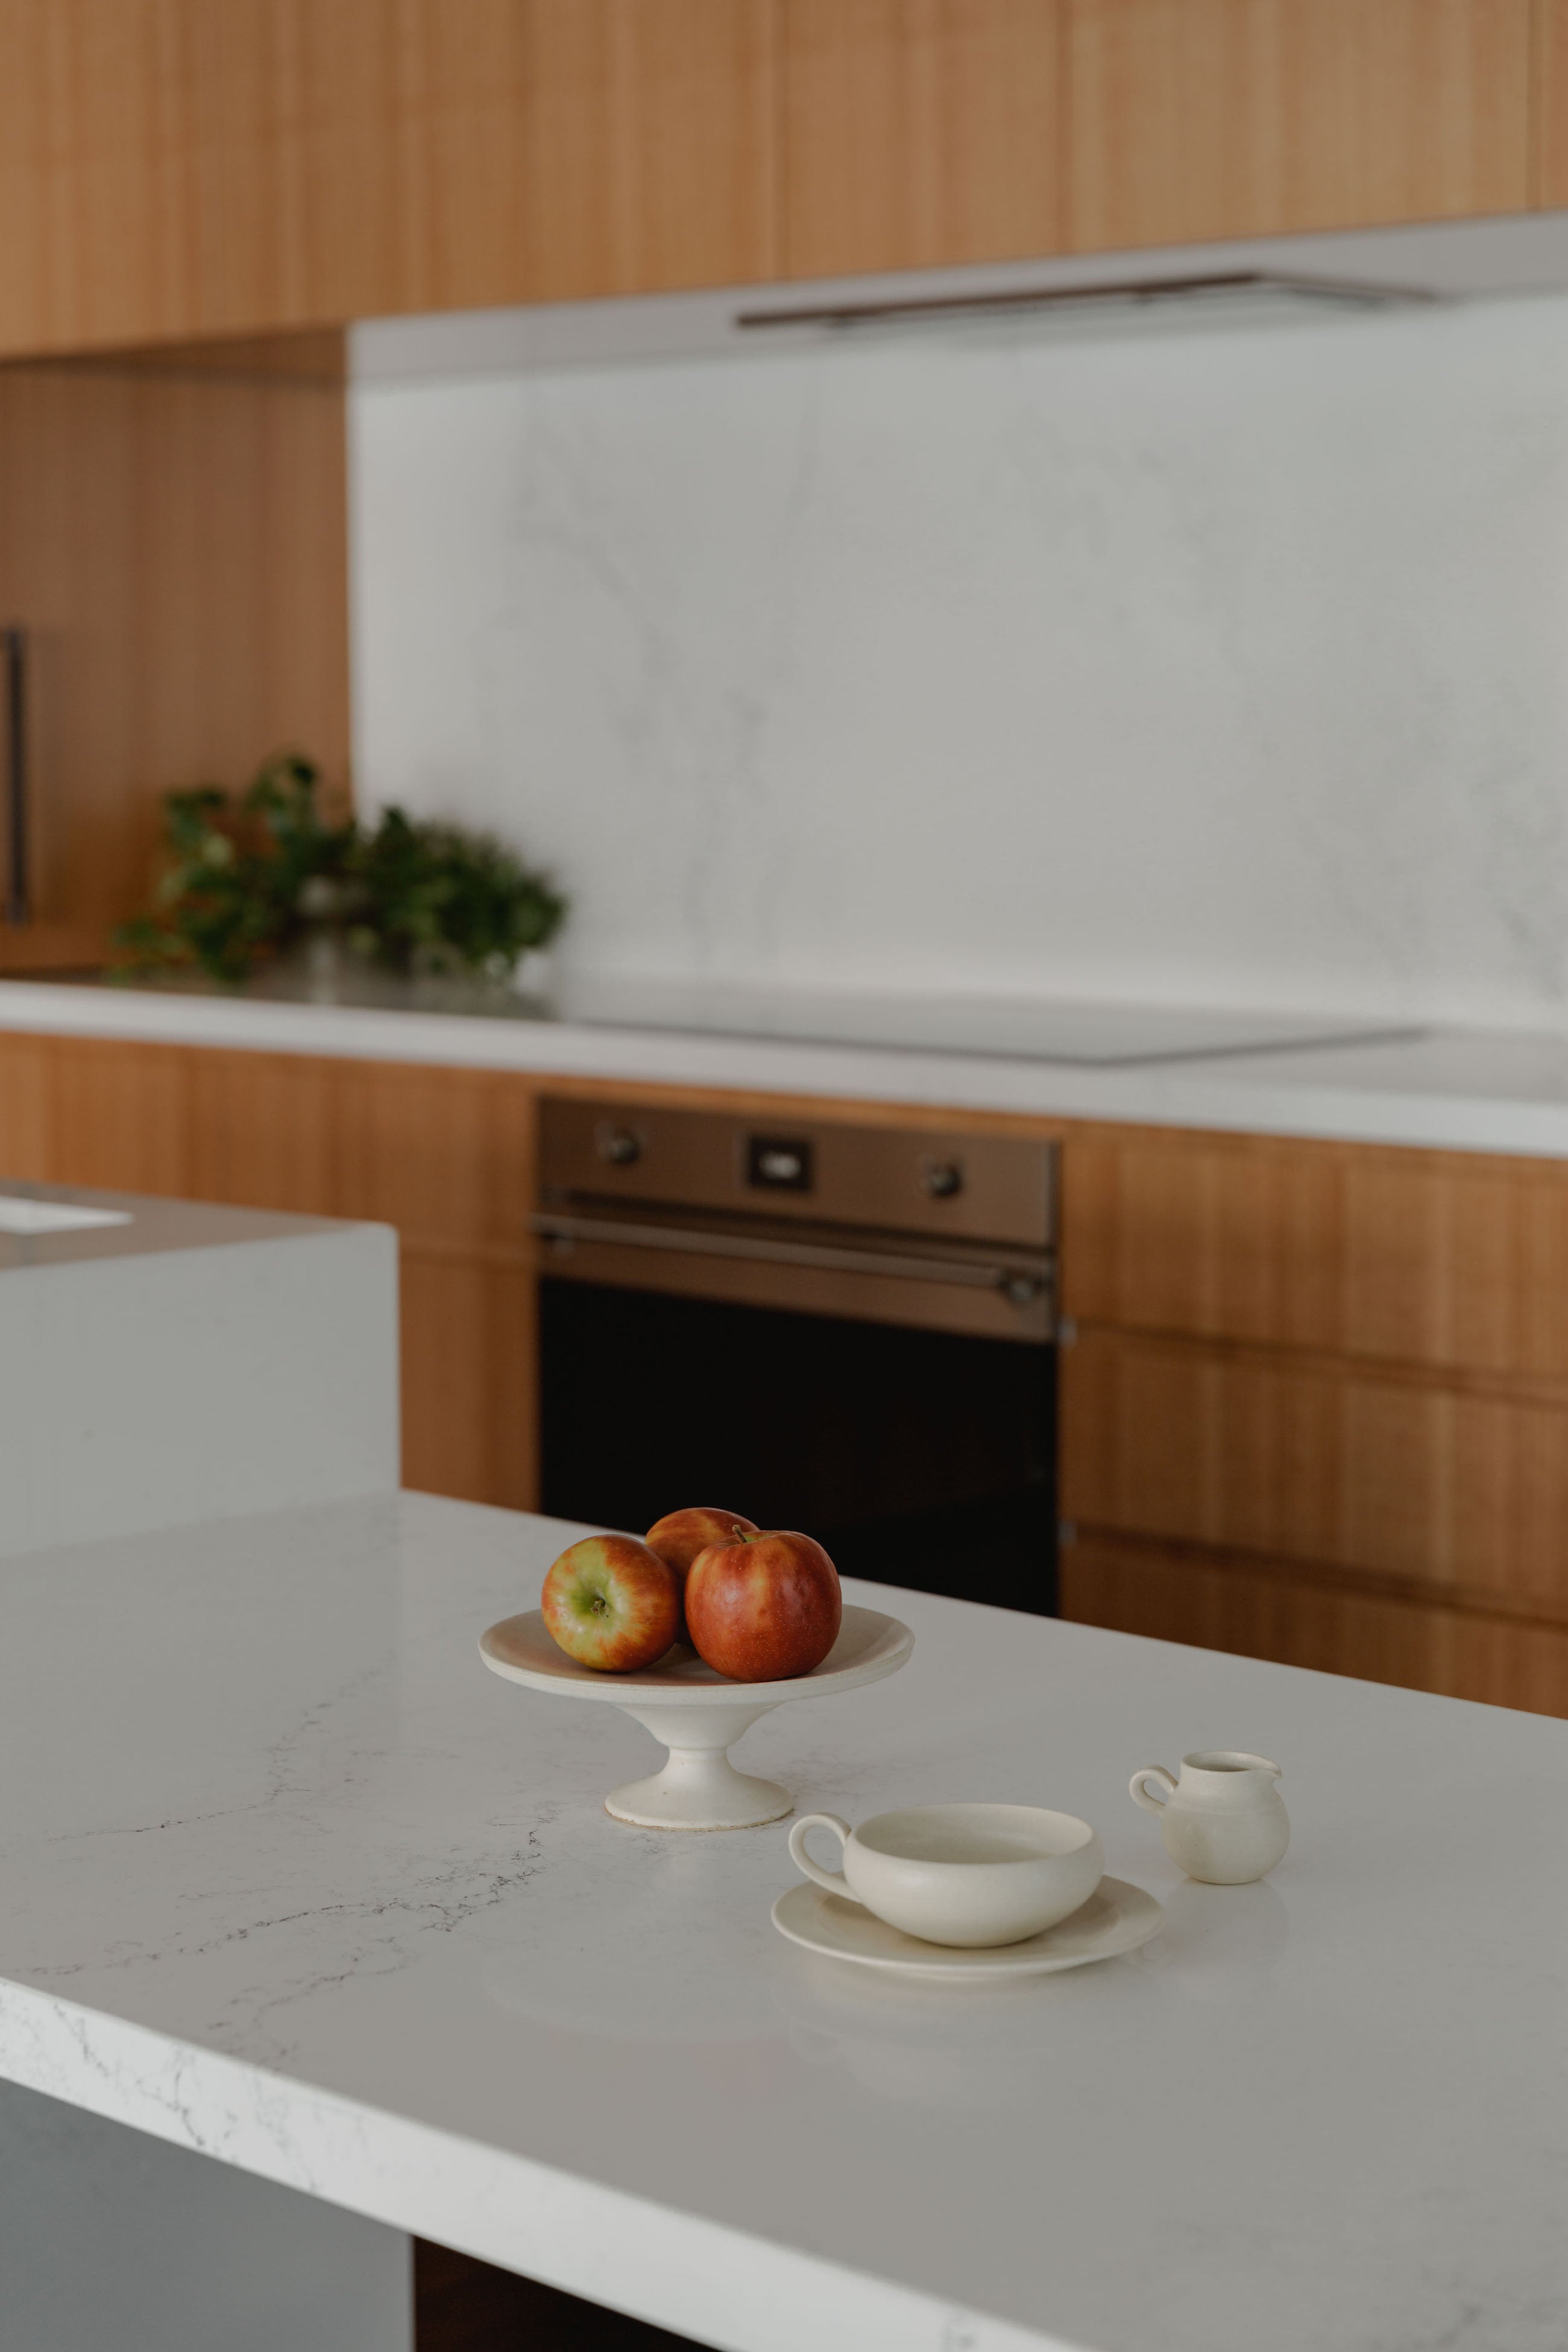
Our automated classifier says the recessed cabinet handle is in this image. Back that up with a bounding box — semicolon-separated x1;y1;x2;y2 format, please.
4;624;28;928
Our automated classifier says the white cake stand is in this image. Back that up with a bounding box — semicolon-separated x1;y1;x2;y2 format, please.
479;1603;914;1829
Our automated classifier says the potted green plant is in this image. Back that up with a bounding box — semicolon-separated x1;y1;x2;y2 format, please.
113;753;567;993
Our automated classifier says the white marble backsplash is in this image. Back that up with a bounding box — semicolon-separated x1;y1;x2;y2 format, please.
350;294;1568;1030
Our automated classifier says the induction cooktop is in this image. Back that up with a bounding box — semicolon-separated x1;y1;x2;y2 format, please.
558;977;1425;1068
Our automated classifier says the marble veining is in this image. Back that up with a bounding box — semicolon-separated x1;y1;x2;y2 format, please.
1;1490;1564;2352
353;293;1568;1036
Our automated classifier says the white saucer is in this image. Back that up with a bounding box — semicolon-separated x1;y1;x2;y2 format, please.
771;1876;1162;1980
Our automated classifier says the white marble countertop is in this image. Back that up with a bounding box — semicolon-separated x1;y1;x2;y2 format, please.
1;1490;1563;2352
0;1176;346;1271
6;976;1568;1157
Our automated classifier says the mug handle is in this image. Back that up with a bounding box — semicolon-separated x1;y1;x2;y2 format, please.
1129;1767;1178;1816
789;1813;859;1902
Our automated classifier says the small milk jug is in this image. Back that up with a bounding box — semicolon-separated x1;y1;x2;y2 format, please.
1129;1751;1289;1884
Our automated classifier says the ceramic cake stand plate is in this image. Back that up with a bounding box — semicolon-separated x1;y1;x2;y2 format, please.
771;1876;1163;1979
479;1604;914;1830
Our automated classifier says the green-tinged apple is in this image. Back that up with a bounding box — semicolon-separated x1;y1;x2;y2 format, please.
685;1526;842;1682
644;1507;760;1606
541;1534;681;1672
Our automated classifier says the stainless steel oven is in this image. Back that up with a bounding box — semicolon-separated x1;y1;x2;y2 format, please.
535;1099;1059;1615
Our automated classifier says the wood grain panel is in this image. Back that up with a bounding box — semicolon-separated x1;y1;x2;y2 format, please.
0;0;209;356
0;336;348;969
332;1059;534;1256
400;1253;536;1509
186;1046;341;1215
0;1032;52;1178
1534;0;1568;206
0;0;778;354
1068;0;1532;252
1062;1126;1568;1380
782;0;1062;277
1061;1325;1568;1618
42;1037;194;1193
526;0;779;299
1060;1530;1568;1717
197;0;537;332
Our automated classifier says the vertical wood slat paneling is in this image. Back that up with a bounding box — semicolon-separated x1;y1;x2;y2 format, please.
1061;1126;1568;1381
1060;1530;1568;1718
1531;0;1568;204
0;0;781;357
780;0;1063;277
0;0;206;355
0;0;1554;357
524;0;780;301
1067;0;1534;253
0;335;348;970
1060;1325;1568;1620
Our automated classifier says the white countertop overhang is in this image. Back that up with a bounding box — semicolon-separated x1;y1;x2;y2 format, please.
5;978;1568;1158
0;1491;1563;2352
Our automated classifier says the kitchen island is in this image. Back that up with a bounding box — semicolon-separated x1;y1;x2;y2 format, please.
3;988;1568;1717
1;1489;1563;2352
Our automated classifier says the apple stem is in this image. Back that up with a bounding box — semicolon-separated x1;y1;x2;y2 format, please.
732;1525;757;1543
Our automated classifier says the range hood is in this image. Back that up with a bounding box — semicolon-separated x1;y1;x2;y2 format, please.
732;267;1432;340
354;207;1568;383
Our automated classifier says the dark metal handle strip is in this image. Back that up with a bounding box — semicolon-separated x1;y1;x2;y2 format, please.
4;625;28;927
532;1209;1048;1299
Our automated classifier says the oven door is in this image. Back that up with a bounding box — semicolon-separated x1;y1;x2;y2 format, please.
536;1213;1056;1616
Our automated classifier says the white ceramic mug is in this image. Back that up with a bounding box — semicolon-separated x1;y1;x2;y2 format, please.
1130;1751;1289;1884
788;1803;1104;1949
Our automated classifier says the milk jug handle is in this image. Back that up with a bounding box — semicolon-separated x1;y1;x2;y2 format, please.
1129;1767;1178;1815
789;1814;858;1902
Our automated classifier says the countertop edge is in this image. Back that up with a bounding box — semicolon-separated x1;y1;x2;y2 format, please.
4;981;1568;1161
0;1976;1069;2352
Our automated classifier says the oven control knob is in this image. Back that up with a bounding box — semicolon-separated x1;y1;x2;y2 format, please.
921;1159;963;1200
1000;1272;1042;1308
597;1125;643;1168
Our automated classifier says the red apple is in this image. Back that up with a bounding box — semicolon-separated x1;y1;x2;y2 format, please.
685;1527;842;1683
541;1534;681;1673
644;1507;760;1601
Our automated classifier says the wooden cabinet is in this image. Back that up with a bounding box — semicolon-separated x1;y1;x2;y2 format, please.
781;0;1063;278
0;0;779;359
1061;1325;1568;1618
1534;0;1568;208
1063;1124;1568;1378
1058;1123;1568;1716
0;1032;537;1510
1060;1530;1568;1718
0;1;207;359
0;0;1558;357
1067;0;1534;253
524;0;778;301
0;332;348;969
206;0;778;328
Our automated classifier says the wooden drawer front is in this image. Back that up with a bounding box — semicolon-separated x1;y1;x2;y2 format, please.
781;0;1063;278
1060;1327;1568;1618
1067;0;1532;254
1063;1130;1568;1379
1060;1531;1568;1718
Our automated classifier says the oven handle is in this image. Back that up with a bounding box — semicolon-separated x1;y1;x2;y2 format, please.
532;1210;1050;1307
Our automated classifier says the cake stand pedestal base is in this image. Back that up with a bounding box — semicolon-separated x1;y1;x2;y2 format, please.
606;1699;792;1829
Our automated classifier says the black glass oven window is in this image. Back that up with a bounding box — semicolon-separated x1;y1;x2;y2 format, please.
539;1278;1056;1615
